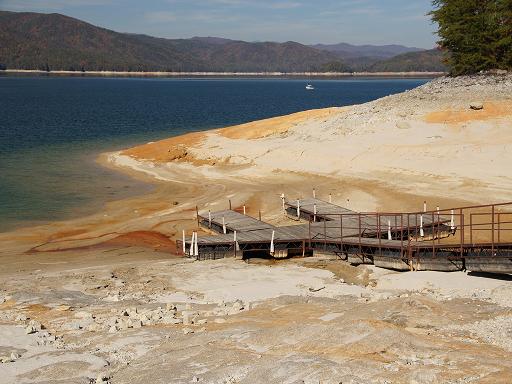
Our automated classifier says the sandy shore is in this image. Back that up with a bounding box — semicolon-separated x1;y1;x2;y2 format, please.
1;74;512;383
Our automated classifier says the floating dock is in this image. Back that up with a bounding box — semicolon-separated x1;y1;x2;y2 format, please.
177;199;512;274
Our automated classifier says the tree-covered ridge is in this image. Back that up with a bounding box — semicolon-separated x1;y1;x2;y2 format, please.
431;0;512;75
0;11;445;73
369;49;447;72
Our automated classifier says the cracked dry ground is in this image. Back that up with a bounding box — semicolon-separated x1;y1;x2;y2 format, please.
1;247;512;384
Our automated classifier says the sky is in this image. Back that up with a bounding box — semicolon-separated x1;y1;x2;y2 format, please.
1;0;439;48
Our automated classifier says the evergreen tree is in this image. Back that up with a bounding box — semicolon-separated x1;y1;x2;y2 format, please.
431;0;512;75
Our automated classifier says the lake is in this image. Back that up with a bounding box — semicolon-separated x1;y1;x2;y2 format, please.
0;76;429;231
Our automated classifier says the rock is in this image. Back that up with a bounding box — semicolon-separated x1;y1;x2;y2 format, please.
470;102;484;110
191;376;200;382
132;320;143;329
118;319;130;330
161;316;182;325
63;322;82;331
108;325;119;333
87;323;104;332
0;355;12;364
96;373;110;382
10;352;20;361
182;311;192;325
142;319;153;326
151;312;162;322
196;319;208;325
27;320;43;332
106;317;119;327
231;300;244;311
75;311;94;319
183;328;194;335
396;121;411;130
25;325;37;334
15;314;28;321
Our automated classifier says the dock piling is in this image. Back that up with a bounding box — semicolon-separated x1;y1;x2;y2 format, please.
194;232;199;257
189;232;195;256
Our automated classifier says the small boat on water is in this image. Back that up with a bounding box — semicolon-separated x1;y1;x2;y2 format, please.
305;84;315;90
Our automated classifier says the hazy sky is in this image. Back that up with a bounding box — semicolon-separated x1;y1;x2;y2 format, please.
1;0;439;48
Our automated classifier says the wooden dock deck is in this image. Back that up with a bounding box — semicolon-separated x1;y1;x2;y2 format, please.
198;209;275;234
285;198;355;221
177;200;512;274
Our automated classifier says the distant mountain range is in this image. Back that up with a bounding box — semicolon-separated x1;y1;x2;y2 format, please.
311;42;423;59
0;11;446;73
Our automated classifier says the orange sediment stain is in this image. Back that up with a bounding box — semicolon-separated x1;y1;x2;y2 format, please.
29;230;178;254
120;107;342;163
218;107;342;140
121;131;206;163
103;230;177;253
424;101;512;125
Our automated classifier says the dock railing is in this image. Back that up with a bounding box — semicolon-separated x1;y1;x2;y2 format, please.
318;202;512;260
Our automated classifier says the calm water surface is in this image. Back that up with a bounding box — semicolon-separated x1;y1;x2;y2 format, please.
0;76;429;231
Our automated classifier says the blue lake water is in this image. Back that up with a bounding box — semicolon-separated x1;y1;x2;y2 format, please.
0;76;429;231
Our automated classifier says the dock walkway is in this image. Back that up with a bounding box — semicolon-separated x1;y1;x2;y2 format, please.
178;200;512;274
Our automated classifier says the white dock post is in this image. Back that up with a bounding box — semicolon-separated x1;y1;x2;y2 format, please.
420;215;424;237
313;188;316;199
423;201;427;213
388;220;392;240
450;209;455;231
270;230;275;255
208;210;212;228
222;216;226;234
194;232;199;257
297;199;301;219
280;193;286;214
189;232;195;256
243;205;246;215
313;203;317;222
182;230;186;255
329;193;332;204
234;230;240;252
